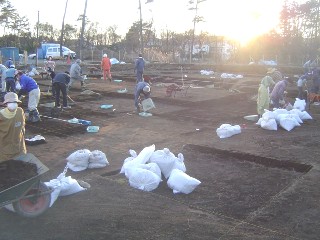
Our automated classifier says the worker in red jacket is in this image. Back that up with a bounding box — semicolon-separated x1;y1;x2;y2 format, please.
101;54;112;82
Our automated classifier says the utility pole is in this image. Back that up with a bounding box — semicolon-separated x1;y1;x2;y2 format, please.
36;11;39;66
139;0;144;54
79;0;88;60
60;0;69;58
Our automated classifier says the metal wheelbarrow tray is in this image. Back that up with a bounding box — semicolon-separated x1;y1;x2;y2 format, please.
0;153;52;217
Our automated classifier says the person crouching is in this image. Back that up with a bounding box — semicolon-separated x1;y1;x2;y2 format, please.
52;71;71;109
0;92;26;161
134;81;151;113
16;71;41;122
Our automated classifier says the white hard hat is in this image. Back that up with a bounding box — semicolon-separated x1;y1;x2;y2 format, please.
143;85;150;93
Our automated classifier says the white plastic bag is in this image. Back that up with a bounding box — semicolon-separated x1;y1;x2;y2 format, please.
279;115;300;131
128;168;161;192
44;167;86;206
260;118;278;131
120;149;138;174
167;169;201;194
88;150;109;169
134;144;155;164
171;153;186;173
149;148;176;179
66;149;91;171
133;163;162;179
293;98;306;111
216;124;241;138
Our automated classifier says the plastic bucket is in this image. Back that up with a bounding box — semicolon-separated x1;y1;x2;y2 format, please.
141;98;155;112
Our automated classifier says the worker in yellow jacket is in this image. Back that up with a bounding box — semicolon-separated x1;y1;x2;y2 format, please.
257;76;275;116
0;92;26;161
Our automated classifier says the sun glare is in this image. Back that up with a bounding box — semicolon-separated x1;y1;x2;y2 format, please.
198;0;283;46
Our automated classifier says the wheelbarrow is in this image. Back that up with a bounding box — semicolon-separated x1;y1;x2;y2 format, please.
0;153;52;218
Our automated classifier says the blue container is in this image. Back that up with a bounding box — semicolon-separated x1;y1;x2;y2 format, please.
78;119;92;126
0;47;19;62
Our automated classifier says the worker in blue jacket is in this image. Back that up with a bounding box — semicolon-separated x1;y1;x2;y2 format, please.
134;81;151;113
5;65;16;93
134;54;145;83
16;71;41;122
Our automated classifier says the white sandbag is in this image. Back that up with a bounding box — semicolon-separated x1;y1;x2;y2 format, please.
216;124;241;138
88;150;109;169
57;172;86;196
167;169;201;194
121;159;140;178
275;113;289;124
256;118;262;126
288;113;303;124
128;168;161;192
293;98;306;111
300;111;312;120
45;179;62;207
44;167;86;206
133;163;162;179
289;109;304;119
67;162;87;172
262;110;276;120
149;148;176;179
134;144;155;164
272;108;288;118
119;149;138;174
279;115;300;131
172;153;186;173
66;149;91;170
261;118;277;131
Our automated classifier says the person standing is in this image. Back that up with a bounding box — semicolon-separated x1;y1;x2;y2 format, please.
134;53;145;83
52;71;71;109
44;56;56;72
270;79;289;108
16;71;41;122
5;65;17;93
297;74;308;100
69;59;85;90
101;54;112;82
257;76;275;116
267;68;282;82
0;92;26;161
0;64;7;93
4;58;13;68
134;81;151;113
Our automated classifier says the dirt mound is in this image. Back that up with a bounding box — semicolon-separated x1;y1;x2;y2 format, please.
0;160;38;192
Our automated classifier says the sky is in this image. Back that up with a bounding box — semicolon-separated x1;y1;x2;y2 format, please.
11;0;307;45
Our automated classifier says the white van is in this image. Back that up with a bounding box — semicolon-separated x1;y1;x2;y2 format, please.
45;46;76;59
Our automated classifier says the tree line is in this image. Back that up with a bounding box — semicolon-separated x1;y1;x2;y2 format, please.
0;0;319;65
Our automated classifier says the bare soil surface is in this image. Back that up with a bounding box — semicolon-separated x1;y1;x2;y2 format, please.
0;161;38;191
1;63;320;240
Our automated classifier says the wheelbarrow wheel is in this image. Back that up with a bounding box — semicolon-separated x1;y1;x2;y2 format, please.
13;182;51;218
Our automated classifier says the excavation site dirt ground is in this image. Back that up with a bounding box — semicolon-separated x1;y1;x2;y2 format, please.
1;62;320;240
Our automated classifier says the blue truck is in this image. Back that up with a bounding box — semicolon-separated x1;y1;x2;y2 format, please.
36;43;76;59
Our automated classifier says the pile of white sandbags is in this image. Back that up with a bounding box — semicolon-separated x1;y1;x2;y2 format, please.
120;144;201;194
256;99;312;132
66;149;109;171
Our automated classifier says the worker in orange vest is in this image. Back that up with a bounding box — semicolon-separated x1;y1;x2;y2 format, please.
101;54;112;82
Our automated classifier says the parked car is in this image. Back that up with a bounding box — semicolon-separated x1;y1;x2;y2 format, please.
28;53;36;59
45;46;76;59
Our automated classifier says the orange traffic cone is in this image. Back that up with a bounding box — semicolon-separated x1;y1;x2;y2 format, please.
67;53;71;65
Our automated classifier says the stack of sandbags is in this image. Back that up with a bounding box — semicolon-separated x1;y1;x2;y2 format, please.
256;103;312;131
120;145;200;194
66;149;109;171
